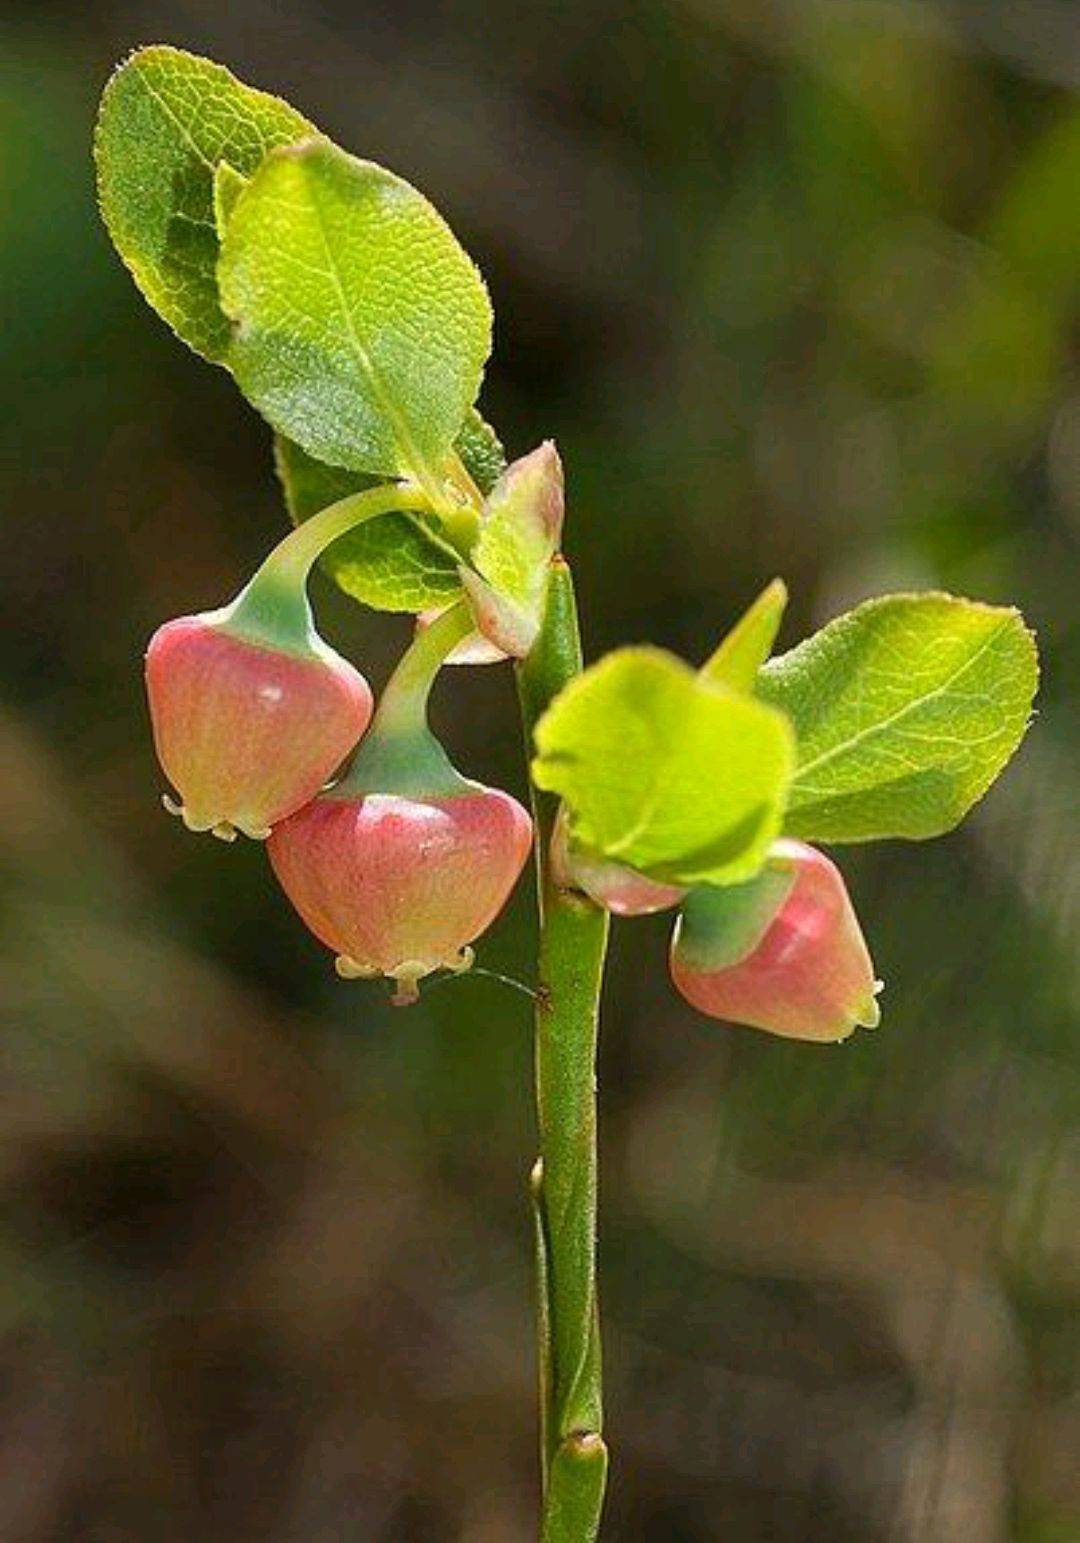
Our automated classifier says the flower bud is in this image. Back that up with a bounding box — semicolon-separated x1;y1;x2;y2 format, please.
670;840;882;1042
145;612;372;841
268;786;532;1003
551;809;686;916
461;441;565;658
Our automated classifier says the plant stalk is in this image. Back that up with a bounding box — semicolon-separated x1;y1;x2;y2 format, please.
517;559;610;1542
250;481;428;590
224;482;431;651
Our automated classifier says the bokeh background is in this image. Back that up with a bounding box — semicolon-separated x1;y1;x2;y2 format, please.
2;1;1078;1537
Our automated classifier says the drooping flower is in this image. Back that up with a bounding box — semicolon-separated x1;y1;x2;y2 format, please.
143;480;443;841
146;610;372;841
670;840;882;1042
268;602;532;1002
269;787;532;1003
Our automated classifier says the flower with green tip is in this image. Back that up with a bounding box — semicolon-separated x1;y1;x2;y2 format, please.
670;840;882;1042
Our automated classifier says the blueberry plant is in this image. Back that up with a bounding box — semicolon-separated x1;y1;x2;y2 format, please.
96;47;1039;1540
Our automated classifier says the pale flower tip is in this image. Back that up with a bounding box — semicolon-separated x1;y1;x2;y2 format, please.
855;981;884;1031
237;823;272;841
389;963;425;1007
447;945;475;976
162;792;236;840
335;955;379;980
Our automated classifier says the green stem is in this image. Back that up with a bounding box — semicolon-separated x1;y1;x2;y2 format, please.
439;446;485;545
517;560;611;1542
399;444;483;550
335;601;475;800
224;481;432;652
265;480;432;584
369;600;473;740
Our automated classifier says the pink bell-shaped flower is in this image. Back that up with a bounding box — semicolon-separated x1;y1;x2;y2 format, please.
142;482;446;841
670;840;882;1042
269;787;532;1004
550;808;686;917
146;610;372;841
268;603;533;1003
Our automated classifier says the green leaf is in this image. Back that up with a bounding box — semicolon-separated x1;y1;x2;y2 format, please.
758;593;1039;842
219;138;492;486
213;161;249;238
532;647;795;886
701;578;787;692
95;45;315;361
273;410;505;613
455;410;508;496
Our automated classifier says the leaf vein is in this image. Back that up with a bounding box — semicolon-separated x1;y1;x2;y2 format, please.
793;617;1013;784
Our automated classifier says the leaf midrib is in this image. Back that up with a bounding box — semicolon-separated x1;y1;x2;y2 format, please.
789;616;1012;786
303;165;441;502
135;66;217;173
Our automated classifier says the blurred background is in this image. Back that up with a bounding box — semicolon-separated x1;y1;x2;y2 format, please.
2;0;1078;1537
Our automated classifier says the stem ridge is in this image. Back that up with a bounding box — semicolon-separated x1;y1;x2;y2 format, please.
517;560;611;1542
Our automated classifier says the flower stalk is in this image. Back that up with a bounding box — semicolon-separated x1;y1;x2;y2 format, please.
227;481;431;650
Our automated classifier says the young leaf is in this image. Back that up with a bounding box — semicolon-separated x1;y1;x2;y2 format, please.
463;442;565;657
701;579;787;692
219;138;492;489
213;161;249;238
532;648;795;886
95;46;315;361
758;593;1038;842
274;410;506;613
455;411;509;497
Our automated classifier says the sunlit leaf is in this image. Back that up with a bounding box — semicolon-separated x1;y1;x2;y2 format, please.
533;648;795;885
213;161;249;238
95;45;314;360
700;579;788;692
219;138;492;485
759;593;1038;841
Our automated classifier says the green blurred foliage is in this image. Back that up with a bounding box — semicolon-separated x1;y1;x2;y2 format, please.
1;2;1077;1538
